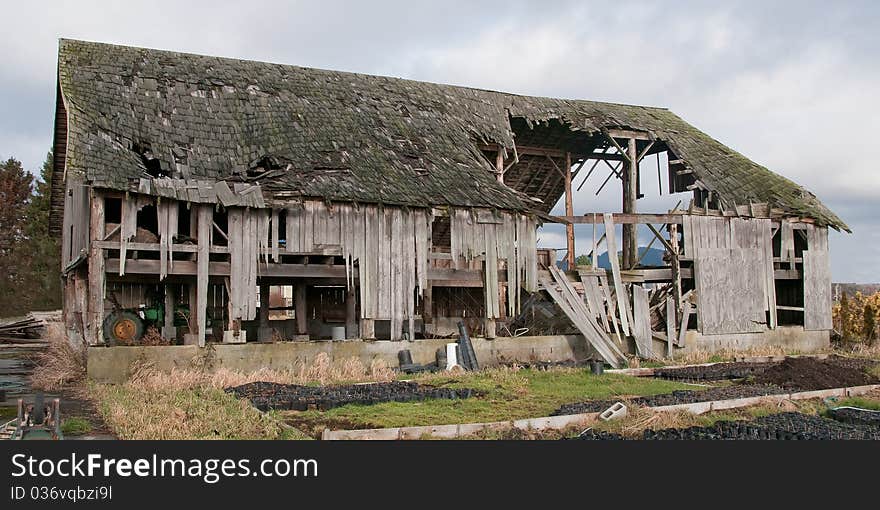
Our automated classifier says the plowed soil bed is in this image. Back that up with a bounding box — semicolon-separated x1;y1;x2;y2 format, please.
227;381;478;412
577;412;880;440
752;356;878;390
654;356;878;383
653;362;777;381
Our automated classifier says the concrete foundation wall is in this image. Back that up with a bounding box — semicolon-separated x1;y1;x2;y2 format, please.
87;326;830;383
87;334;595;383
678;326;829;354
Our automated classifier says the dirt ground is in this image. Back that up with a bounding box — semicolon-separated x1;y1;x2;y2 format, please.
57;386;116;439
753;356;879;390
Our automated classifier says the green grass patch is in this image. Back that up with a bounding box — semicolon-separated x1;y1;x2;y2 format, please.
831;396;880;411
61;417;92;436
0;406;17;420
286;368;692;435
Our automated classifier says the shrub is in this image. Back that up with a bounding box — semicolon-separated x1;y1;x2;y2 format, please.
30;322;86;391
833;291;880;344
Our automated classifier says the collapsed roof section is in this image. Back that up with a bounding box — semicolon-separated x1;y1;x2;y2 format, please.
52;39;847;234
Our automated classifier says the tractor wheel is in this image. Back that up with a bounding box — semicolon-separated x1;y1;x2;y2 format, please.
103;310;144;346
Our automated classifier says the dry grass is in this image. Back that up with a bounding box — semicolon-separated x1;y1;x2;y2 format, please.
669;345;802;366
836;342;880;360
30;322;86;391
88;352;395;440
139;325;170;346
125;352;395;392
90;381;299;440
588;397;826;438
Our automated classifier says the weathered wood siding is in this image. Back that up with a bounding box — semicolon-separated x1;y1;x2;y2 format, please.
803;225;832;331
156;200;178;280
631;284;653;357
450;209;538;319
60;179;89;268
686;215;775;334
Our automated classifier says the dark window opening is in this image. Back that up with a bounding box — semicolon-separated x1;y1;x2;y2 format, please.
775;279;805;326
431;216;450;250
137;204;159;237
278;210;287;245
794;230;807;258
176;202;190;241
212;209;228;246
104;197;122;224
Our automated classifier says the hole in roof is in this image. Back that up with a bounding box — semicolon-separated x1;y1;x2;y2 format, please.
133;141;168;178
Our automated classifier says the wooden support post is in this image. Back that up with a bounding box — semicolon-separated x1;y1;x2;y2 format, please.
591;213;598;268
196;205;211;347
665;296;676;358
259;284;271;342
360;318;375;340
189;205;198;261
495;148;505;184
422;284;433;335
677;302;691;347
485;318;496;339
87;190;105;345
163;284;175;341
186;284;197;343
622;137;639;269
669;222;682;321
564;151;575;268
294;282;308;337
345;285;357;339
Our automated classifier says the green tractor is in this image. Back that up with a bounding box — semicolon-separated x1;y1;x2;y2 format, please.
102;288;191;345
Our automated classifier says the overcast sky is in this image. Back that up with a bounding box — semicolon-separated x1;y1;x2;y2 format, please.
1;1;877;282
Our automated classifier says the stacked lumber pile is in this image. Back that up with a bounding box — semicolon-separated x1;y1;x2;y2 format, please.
0;311;61;344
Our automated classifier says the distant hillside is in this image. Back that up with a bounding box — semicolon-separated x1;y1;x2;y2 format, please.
597;247;666;269
557;247;666;270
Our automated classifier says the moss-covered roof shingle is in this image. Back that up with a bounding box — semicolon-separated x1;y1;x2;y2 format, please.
55;39;846;229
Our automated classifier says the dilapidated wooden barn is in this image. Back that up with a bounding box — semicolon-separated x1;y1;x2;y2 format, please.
51;40;846;369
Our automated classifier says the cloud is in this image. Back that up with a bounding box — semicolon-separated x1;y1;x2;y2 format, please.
0;0;876;281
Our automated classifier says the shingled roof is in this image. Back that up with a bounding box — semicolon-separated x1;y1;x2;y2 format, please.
52;39;847;231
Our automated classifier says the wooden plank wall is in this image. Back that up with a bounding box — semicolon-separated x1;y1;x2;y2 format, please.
803;225;832;331
60;179;89;268
228;201;534;341
631;284;653;357
695;248;765;334
227;208;260;322
450;209;538;319
687;215;775;334
95;196;538;342
156;200;178;280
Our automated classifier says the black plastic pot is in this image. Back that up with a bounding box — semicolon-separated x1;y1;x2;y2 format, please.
398;349;414;367
590;360;604;375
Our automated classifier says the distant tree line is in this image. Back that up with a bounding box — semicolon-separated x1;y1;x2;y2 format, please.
0;152;61;317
